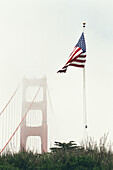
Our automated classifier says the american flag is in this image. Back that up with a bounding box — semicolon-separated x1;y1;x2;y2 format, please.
57;32;86;73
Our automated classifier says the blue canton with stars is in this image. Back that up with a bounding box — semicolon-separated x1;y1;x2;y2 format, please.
75;33;86;52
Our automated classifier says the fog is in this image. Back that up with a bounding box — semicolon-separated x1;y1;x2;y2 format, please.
0;0;113;150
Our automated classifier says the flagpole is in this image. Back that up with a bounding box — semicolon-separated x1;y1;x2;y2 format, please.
83;23;87;133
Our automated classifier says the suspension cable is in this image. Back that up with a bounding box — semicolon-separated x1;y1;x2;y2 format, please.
0;86;41;154
0;80;23;116
47;84;53;113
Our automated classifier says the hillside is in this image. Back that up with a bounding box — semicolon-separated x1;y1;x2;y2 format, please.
0;139;113;170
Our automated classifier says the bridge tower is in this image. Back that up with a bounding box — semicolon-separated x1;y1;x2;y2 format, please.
20;77;47;153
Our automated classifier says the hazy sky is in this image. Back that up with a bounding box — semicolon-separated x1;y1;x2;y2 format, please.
0;0;113;148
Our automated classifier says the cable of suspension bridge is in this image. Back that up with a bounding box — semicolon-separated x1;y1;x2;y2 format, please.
0;80;23;116
0;86;41;154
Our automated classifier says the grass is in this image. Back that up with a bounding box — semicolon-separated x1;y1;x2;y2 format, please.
0;134;113;170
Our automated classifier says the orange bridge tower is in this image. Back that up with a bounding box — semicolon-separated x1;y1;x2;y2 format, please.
20;77;47;153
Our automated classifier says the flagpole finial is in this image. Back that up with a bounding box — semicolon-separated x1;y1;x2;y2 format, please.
83;22;86;33
83;22;86;28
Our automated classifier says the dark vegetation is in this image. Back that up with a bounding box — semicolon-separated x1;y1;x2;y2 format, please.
0;135;113;170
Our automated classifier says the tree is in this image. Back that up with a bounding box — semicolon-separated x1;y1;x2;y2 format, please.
50;141;81;152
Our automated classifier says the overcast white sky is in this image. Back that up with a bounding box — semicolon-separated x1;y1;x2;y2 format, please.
0;0;113;149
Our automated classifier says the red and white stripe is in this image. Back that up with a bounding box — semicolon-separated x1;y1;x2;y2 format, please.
57;47;86;73
66;47;86;68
